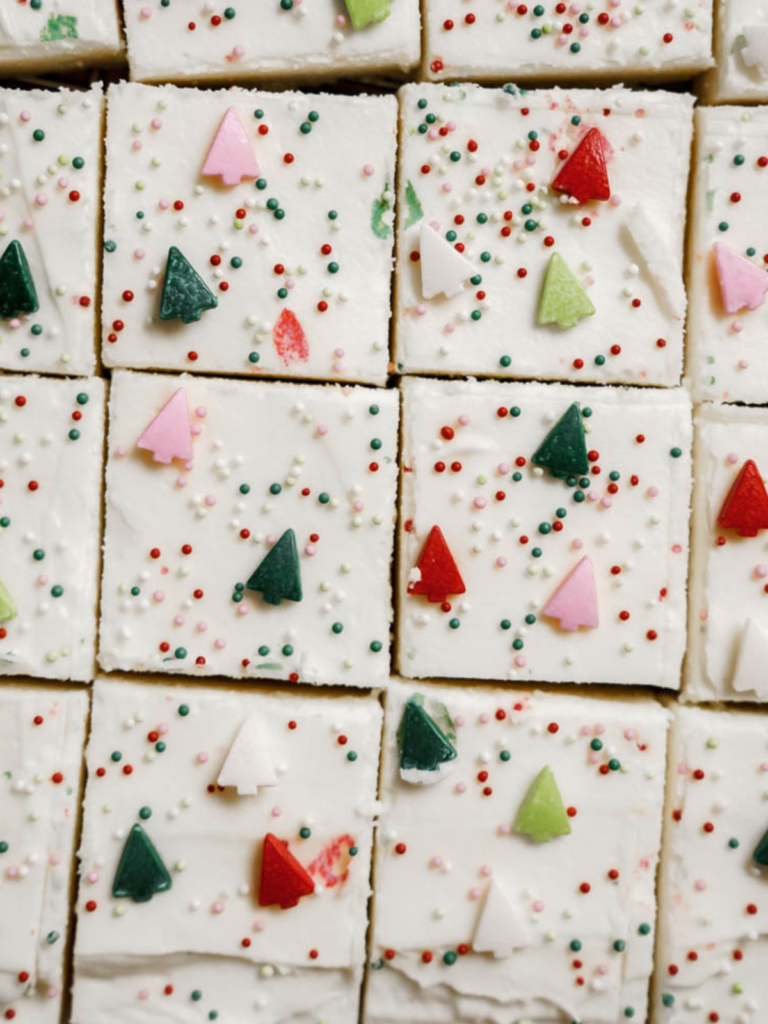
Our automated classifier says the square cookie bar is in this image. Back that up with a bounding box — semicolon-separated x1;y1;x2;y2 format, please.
686;403;768;703
72;678;382;1024
0;687;88;1024
397;377;692;687
422;0;712;83
0;2;122;76
99;371;398;686
687;105;768;404
102;82;397;385
123;0;420;83
394;84;693;385
702;0;768;104
0;375;105;682
365;679;668;1024
0;85;103;376
654;704;768;1024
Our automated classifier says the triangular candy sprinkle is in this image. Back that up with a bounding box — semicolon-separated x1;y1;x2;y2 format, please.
472;878;529;957
0;240;39;320
159;246;218;324
202;107;261;186
137;388;193;465
112;823;172;903
246;529;303;606
399;698;457;780
713;242;768;315
513;766;571;843
741;25;768;80
543;556;599;632
273;309;309;366
217;717;278;796
551;127;611;204
419;221;475;300
731;619;768;698
344;0;392;30
716;459;768;538
258;833;315;909
537;252;596;330
531;402;589;478
407;525;466;603
754;826;768;867
0;577;17;623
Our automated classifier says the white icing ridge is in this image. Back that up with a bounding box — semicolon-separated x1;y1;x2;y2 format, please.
686;105;768;405
0;687;88;1024
654;704;768;1023
101;82;397;385
0;84;103;376
397;377;692;688
123;0;420;83
365;679;669;1024
423;0;713;81
702;0;768;103
0;375;105;682
395;83;693;386
99;370;399;687
685;402;768;703
0;1;122;74
72;678;382;1024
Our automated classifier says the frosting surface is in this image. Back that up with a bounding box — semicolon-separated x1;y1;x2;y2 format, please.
397;377;692;688
99;371;398;687
395;83;693;386
0;375;105;682
73;678;382;1024
0;85;103;376
0;1;121;72
366;679;668;1024
0;687;88;1024
703;0;768;102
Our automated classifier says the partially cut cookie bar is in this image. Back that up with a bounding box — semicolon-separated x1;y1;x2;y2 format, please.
654;704;768;1024
123;0;420;84
397;377;692;688
0;1;122;77
701;0;768;104
99;371;398;687
102;82;397;385
0;687;88;1024
686;403;768;703
0;85;103;376
72;677;382;1024
687;105;768;404
0;375;105;682
394;83;694;385
365;679;669;1024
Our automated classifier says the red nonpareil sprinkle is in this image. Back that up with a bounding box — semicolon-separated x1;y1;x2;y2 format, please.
51;772;63;784
395;842;407;855
85;900;97;912
547;722;559;734
579;882;591;894
567;806;578;817
422;951;433;963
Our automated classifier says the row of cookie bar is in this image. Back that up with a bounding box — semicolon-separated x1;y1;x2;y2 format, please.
7;80;768;404
0;0;715;88
1;369;766;702
2;678;767;1023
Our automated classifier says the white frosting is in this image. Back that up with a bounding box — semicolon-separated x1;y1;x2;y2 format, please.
397;377;692;688
423;0;712;80
73;678;382;1024
0;375;105;682
366;679;668;1024
0;1;121;73
102;82;396;385
654;704;768;1023
123;0;420;82
685;402;768;703
0;687;88;1023
0;85;103;376
99;370;398;687
702;0;768;102
395;83;693;386
687;105;768;404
